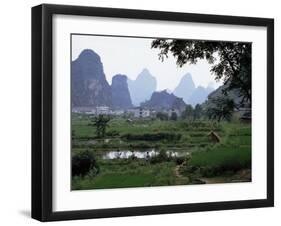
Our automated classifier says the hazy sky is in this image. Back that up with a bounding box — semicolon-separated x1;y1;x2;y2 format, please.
72;34;222;91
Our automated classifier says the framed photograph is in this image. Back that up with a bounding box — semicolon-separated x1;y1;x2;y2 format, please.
32;4;274;221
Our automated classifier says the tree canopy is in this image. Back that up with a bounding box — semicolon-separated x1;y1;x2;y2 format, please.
193;104;203;120
89;115;111;138
151;39;252;105
206;97;235;122
182;105;194;120
170;112;178;121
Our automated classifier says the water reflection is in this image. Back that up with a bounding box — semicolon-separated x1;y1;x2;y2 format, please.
102;149;189;160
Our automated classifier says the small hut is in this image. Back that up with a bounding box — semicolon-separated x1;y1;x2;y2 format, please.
126;119;133;123
207;131;221;143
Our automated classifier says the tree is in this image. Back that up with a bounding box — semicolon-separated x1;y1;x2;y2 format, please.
170;112;178;121
90;115;111;138
151;40;251;105
156;112;169;121
182;105;194;120
206;97;235;122
193;104;203;120
72;150;99;177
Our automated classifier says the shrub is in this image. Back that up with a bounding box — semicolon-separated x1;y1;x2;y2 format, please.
72;150;99;177
121;132;182;142
129;142;156;149
170;112;178;121
174;156;185;165
156;112;169;121
106;130;120;137
150;150;170;164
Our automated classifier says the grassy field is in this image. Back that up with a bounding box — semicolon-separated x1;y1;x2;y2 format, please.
71;114;251;190
72;159;185;189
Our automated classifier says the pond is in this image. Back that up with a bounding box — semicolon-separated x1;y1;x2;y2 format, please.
102;149;190;160
76;138;123;145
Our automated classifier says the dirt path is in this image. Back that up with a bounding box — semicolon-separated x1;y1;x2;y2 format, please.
174;161;189;184
174;165;183;178
174;161;188;180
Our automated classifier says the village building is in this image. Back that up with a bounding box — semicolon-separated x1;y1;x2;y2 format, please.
72;106;96;114
96;106;110;115
110;109;125;116
127;107;150;118
207;131;221;143
168;108;181;117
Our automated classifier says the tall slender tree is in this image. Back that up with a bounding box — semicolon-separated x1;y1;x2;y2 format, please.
182;105;194;120
90;115;110;138
193;104;203;120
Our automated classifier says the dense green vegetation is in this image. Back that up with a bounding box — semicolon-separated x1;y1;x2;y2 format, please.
71;114;251;190
72;159;183;189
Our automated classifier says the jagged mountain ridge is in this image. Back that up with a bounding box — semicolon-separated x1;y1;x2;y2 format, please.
72;49;215;110
188;86;210;106
111;74;133;109
141;90;186;111
127;69;157;106
71;49;112;107
173;73;195;103
173;73;214;106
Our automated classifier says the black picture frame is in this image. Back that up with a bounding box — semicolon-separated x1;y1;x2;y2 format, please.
32;3;274;222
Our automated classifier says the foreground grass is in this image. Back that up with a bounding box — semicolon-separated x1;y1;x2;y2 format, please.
71;116;251;189
185;146;251;177
178;124;251;180
190;146;251;169
72;159;188;190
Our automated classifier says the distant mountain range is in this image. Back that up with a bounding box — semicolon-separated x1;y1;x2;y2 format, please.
127;69;157;106
141;90;186;111
173;73;214;107
72;49;216;110
173;73;195;103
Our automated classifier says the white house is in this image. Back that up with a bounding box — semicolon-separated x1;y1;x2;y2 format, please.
140;108;150;118
96;106;110;115
110;109;125;116
72;107;95;114
168;108;180;117
128;107;150;118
